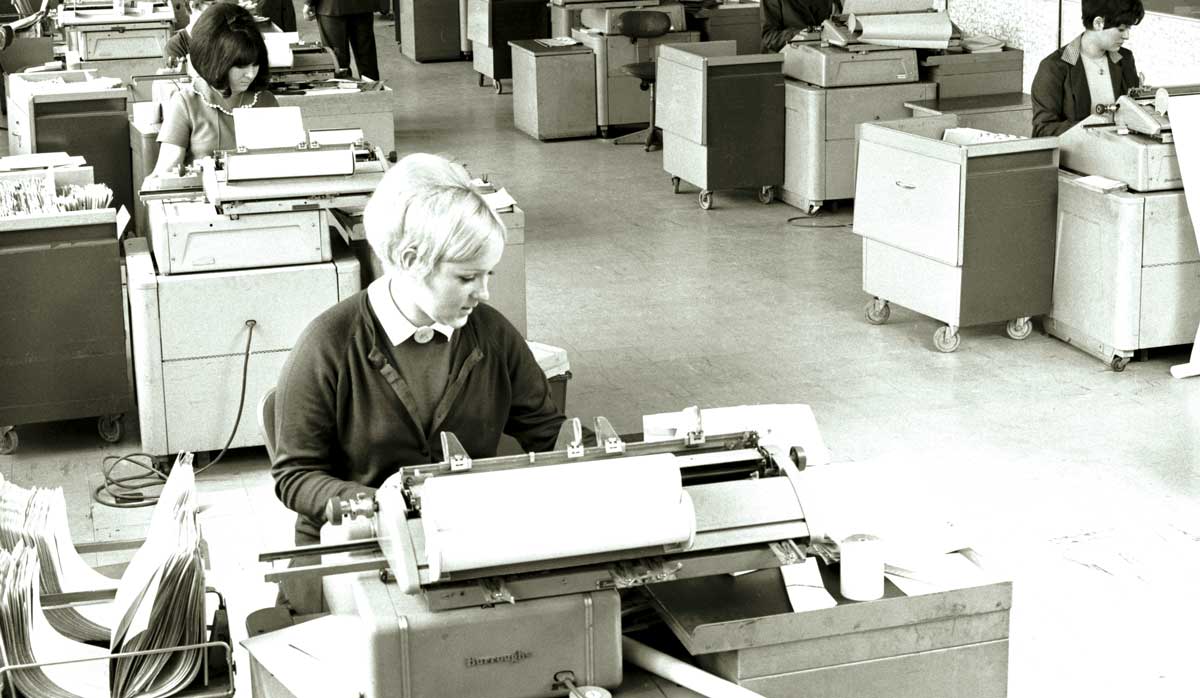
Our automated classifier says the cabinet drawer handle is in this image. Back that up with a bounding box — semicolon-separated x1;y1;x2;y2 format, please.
894;181;917;190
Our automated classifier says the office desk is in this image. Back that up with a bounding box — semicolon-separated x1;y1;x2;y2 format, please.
129;87;396;238
906;93;1033;138
1046;170;1200;371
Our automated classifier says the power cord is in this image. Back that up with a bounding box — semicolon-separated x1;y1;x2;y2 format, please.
93;320;257;508
787;214;854;230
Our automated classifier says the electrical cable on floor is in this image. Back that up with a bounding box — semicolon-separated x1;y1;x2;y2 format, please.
92;320;257;509
786;214;853;229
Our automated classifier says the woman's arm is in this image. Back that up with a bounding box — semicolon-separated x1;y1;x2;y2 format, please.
1030;57;1074;138
154;92;193;175
152;143;187;176
499;320;567;453
761;0;794;53
272;319;375;523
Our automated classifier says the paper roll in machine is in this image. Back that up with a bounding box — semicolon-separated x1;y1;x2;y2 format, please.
260;410;820;698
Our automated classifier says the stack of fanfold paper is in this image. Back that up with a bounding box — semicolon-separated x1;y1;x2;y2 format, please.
0;457;207;698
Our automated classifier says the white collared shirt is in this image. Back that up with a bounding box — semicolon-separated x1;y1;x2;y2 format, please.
367;277;454;346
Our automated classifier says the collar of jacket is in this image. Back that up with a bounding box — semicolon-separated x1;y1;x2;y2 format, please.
1060;33;1124;66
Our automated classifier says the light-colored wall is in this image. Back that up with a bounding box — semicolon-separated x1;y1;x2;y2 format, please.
947;0;1200;91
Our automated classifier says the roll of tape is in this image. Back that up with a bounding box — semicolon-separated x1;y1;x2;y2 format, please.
840;533;884;601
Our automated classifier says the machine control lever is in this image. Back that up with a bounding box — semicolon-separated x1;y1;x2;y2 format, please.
480;578;515;605
553;671;612;698
325;492;378;526
594;416;625;454
441;431;472;472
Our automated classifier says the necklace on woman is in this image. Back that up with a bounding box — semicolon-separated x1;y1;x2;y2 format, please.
191;82;260;116
1083;53;1107;76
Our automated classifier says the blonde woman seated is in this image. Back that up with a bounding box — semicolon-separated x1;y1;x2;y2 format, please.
153;3;279;175
271;153;566;613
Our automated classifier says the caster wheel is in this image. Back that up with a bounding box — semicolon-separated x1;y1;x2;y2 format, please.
477;73;484;87
98;414;124;444
599;126;610;139
1110;355;1130;372
934;326;961;353
1006;317;1033;341
806;203;822;216
671;176;681;194
758;186;775;204
494;79;503;95
0;427;16;455
698;190;713;210
865;298;890;325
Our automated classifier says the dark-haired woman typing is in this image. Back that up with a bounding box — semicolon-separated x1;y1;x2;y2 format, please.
153;3;279;174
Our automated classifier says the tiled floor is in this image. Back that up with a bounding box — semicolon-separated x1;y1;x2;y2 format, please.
3;10;1200;698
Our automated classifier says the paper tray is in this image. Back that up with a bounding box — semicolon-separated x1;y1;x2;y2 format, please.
647;558;1011;657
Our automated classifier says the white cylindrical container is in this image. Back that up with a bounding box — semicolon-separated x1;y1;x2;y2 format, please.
840;533;884;601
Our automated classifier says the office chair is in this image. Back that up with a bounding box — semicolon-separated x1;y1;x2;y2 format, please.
258;387;277;463
612;10;672;151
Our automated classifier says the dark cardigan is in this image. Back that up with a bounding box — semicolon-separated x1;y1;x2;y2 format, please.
761;0;836;53
1031;35;1140;137
272;291;565;544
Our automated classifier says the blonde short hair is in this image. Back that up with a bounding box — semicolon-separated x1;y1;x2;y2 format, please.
364;154;506;278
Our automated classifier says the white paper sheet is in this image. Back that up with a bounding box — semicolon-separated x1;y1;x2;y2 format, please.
419;455;696;579
842;0;934;13
851;12;954;49
264;32;298;68
233;106;307;150
1167;94;1200;378
780;559;837;611
642;404;831;466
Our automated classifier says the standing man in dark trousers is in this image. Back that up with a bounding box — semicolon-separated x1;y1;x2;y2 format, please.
304;0;381;80
761;0;838;53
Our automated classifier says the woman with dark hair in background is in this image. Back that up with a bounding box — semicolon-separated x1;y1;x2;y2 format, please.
152;3;280;174
1031;0;1144;137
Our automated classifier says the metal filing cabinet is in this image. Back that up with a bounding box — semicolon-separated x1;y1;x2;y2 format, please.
572;27;699;136
510;40;597;140
1045;171;1200;371
853;116;1059;352
400;0;463;62
782;78;935;214
7;71;134;227
0;193;132;454
468;0;550;93
656;42;784;209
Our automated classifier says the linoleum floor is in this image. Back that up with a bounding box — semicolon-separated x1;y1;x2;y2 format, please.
2;13;1199;698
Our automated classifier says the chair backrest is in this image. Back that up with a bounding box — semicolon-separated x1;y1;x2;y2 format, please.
258;387;277;463
615;10;672;40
